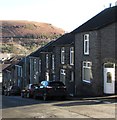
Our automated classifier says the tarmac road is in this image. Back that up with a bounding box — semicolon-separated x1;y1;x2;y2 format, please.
1;95;117;119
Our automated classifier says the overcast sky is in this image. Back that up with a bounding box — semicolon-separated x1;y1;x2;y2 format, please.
0;0;116;32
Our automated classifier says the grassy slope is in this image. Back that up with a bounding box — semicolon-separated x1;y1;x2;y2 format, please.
1;20;65;55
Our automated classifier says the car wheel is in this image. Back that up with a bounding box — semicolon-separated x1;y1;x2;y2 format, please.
61;96;66;100
26;93;30;98
7;92;10;96
43;94;47;101
21;92;24;98
33;93;37;99
4;92;7;96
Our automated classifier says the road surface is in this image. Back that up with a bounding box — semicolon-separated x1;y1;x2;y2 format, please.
2;95;116;119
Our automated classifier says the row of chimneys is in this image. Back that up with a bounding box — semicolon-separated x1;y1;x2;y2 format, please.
109;1;117;7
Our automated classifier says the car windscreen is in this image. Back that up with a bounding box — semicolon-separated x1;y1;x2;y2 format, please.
49;82;65;86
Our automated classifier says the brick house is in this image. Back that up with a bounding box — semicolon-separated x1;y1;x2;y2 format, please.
29;33;75;96
2;56;22;88
29;41;55;84
52;33;75;96
72;6;117;96
15;56;30;89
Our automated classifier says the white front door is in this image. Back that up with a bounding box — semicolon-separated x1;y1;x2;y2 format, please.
104;64;115;94
46;72;49;81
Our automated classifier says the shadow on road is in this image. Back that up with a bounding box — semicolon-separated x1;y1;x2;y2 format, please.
53;100;104;107
2;95;57;109
2;95;117;109
53;98;117;107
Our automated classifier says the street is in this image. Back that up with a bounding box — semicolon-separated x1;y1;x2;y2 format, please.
2;95;117;119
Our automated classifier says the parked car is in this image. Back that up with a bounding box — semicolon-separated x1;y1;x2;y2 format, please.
33;81;67;100
21;84;39;98
4;86;21;96
2;86;6;95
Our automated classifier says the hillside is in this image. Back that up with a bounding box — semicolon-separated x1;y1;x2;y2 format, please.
0;20;65;55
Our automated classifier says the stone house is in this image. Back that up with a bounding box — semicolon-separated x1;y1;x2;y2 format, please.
72;6;117;96
15;56;30;89
29;33;75;96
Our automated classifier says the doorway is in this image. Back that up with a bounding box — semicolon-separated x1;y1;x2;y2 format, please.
104;63;115;94
45;72;49;81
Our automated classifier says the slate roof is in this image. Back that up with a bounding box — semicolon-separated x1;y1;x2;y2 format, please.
30;33;74;57
72;6;117;33
52;33;74;46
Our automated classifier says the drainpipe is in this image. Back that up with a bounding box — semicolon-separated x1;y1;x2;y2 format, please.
24;53;27;87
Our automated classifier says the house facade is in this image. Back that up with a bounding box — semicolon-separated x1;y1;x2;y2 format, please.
2;6;116;97
15;57;30;89
29;33;75;96
53;33;75;96
72;6;117;96
29;41;54;84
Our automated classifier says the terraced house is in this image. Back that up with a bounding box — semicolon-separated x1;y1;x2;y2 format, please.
72;6;117;96
29;33;75;96
2;6;116;97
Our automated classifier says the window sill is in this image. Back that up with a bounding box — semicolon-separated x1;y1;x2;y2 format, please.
83;80;91;84
70;63;74;66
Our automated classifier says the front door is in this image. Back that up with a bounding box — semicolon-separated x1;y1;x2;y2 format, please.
46;72;49;81
104;63;115;94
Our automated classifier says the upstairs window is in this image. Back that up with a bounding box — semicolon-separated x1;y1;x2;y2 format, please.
70;47;74;65
52;55;55;70
18;66;22;77
34;59;37;71
84;34;89;55
39;59;41;73
46;54;49;68
61;47;65;64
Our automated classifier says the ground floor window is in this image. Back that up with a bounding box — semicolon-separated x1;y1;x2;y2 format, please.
60;69;66;85
82;61;93;83
70;71;74;82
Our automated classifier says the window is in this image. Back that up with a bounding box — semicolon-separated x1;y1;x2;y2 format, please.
70;47;74;65
70;71;74;82
82;61;92;83
61;47;65;64
52;55;55;70
34;59;37;71
39;59;41;73
84;34;89;55
107;72;112;83
18;66;22;77
46;54;49;68
60;69;66;84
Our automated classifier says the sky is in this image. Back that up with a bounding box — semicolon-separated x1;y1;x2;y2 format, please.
0;0;117;32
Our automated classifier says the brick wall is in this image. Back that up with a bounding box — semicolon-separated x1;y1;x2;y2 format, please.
75;23;116;96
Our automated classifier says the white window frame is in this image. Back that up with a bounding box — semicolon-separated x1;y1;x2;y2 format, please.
82;61;92;83
84;34;89;55
61;47;65;64
39;59;41;73
60;69;66;75
52;54;55;70
46;54;49;69
34;59;37;71
60;69;66;84
70;47;74;65
70;71;74;82
17;66;22;77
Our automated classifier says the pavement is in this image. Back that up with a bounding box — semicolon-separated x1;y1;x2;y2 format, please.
68;94;117;101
